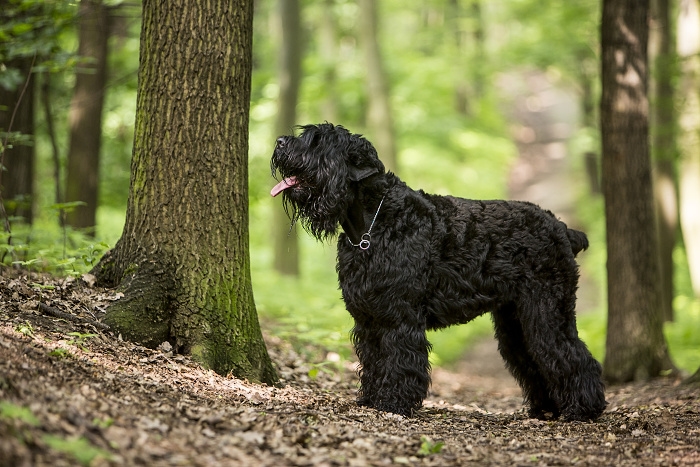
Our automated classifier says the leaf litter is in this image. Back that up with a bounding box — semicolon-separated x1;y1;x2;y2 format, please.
0;270;698;466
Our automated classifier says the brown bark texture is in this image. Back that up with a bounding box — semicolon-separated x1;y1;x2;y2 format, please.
600;0;675;383
650;0;678;323
92;0;277;384
65;0;110;233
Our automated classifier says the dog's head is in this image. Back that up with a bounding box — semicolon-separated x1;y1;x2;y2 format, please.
270;123;385;239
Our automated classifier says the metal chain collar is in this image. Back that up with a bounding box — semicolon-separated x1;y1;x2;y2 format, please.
348;194;386;250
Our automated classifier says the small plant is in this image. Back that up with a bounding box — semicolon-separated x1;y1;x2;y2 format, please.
49;348;70;359
66;332;97;351
418;436;444;456
11;258;41;269
307;360;338;380
80;242;109;267
14;321;34;337
48;201;86;260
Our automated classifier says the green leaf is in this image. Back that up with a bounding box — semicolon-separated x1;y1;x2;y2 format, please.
14;321;34;337
418;436;444;456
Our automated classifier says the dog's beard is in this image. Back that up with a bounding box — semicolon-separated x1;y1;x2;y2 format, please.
280;188;343;240
271;173;347;240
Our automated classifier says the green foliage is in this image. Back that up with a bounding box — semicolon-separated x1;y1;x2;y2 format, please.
42;434;112;466
1;218;110;275
8;0;699;377
14;320;34;337
49;347;70;359
0;400;39;426
307;360;341;380
66;332;97;351
418;435;445;456
250;230;354;360
494;0;599;78
0;0;76;68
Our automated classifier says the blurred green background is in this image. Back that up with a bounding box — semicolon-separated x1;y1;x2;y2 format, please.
2;0;698;374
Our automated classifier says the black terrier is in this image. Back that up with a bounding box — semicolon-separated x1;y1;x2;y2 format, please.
270;123;606;421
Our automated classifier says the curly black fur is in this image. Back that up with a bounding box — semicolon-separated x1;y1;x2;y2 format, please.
270;123;606;421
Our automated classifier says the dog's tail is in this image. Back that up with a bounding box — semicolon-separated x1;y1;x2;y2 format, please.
567;228;589;256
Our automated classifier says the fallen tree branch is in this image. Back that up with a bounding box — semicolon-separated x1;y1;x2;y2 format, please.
38;302;110;331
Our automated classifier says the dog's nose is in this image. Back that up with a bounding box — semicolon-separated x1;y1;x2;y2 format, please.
276;137;287;148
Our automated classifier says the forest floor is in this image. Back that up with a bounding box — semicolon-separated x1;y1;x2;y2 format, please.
1;270;699;467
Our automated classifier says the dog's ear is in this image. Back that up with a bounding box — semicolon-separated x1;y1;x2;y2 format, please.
348;166;379;182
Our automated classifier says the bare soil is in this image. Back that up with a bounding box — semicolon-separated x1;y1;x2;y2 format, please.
1;271;699;466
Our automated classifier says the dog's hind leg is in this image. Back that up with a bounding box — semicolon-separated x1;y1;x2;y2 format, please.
517;291;606;421
351;319;432;417
491;302;560;419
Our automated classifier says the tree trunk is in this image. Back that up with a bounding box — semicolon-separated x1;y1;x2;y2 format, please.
273;0;302;276
65;0;109;235
678;0;700;298
40;73;64;215
358;0;397;173
579;55;601;196
92;0;277;384
600;0;675;383
686;365;700;384
319;0;339;122
0;56;35;226
449;0;485;116
650;0;678;322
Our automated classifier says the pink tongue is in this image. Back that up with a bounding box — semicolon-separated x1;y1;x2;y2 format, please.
270;177;298;197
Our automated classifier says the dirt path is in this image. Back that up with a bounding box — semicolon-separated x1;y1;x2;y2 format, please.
1;272;699;466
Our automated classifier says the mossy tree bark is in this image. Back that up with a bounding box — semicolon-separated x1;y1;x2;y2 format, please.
92;0;277;385
600;0;675;383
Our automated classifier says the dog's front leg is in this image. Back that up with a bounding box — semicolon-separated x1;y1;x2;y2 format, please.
352;319;431;417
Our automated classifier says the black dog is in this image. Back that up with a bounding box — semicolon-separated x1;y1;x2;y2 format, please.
270;123;606;421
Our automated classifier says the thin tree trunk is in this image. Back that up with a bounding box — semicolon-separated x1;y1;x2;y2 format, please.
650;0;678;322
450;0;486;115
0;56;35;226
319;0;339;122
358;0;397;173
600;0;676;383
93;0;277;384
678;0;700;298
40;72;64;222
579;56;601;196
65;0;109;235
273;0;302;276
686;365;700;384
